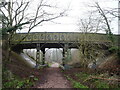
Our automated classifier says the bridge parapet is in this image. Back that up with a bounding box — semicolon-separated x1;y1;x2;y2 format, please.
11;32;118;44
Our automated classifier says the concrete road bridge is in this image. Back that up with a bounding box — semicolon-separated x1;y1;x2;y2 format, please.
11;32;120;65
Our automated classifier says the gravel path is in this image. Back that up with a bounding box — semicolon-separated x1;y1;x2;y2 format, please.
35;68;72;88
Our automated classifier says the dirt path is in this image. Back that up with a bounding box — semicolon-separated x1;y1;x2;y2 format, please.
34;67;72;88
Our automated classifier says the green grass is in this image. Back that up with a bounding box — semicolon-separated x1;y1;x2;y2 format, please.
65;75;88;88
75;72;89;80
94;80;109;88
73;81;88;88
2;70;38;88
64;72;118;88
75;72;110;88
3;78;34;88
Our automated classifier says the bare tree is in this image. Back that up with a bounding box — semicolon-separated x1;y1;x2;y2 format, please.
77;13;104;68
89;1;119;45
1;0;67;34
0;0;67;61
93;2;120;56
94;2;114;43
102;1;120;19
78;1;120;67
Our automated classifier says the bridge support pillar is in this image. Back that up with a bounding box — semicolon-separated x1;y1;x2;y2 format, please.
36;44;40;68
63;44;69;66
41;48;45;65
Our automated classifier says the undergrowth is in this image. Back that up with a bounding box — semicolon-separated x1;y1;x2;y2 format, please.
3;78;33;88
65;75;88;88
64;71;120;88
2;67;39;88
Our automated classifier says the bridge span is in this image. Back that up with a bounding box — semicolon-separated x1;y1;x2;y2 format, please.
11;32;114;48
11;32;119;65
12;32;113;43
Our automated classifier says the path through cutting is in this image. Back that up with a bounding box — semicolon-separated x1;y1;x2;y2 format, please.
34;67;72;88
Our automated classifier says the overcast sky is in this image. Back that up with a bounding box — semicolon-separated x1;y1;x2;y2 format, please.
12;0;118;34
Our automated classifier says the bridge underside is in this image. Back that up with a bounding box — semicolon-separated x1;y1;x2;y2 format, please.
12;43;79;50
12;42;109;67
11;32;118;67
12;42;79;66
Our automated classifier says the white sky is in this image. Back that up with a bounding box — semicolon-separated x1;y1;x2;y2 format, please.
12;0;118;34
